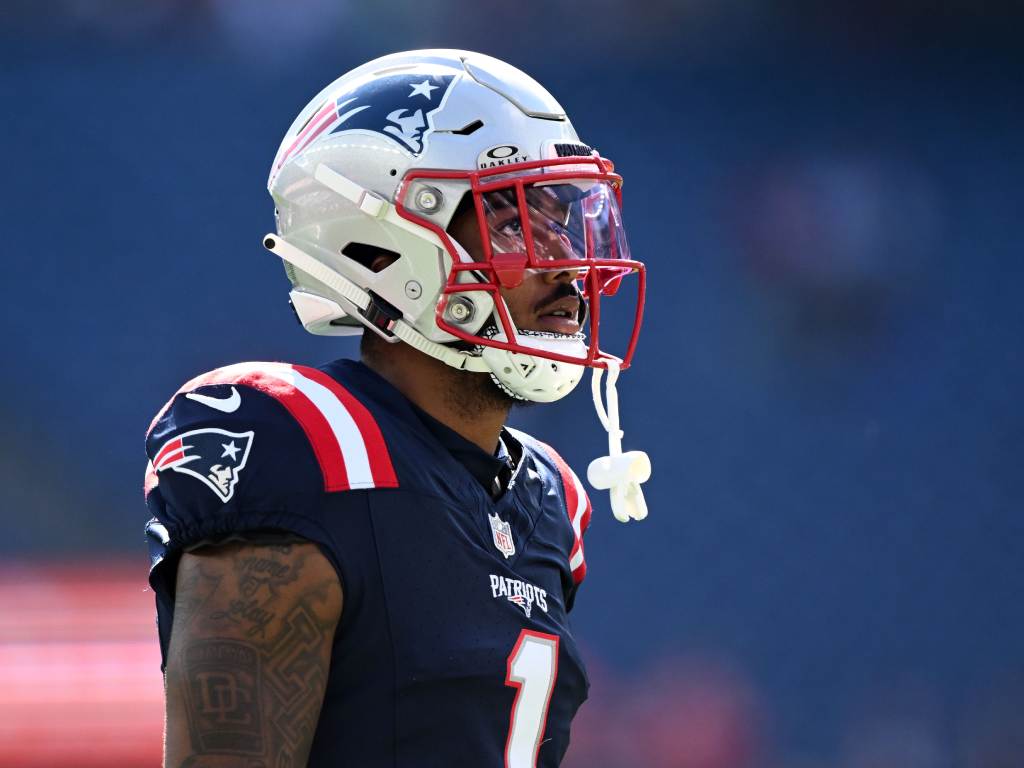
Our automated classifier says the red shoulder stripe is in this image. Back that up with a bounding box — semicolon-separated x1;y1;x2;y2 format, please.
147;362;397;492
295;366;398;488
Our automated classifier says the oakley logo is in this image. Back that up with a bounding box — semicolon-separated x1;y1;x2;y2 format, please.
478;144;530;169
487;145;519;159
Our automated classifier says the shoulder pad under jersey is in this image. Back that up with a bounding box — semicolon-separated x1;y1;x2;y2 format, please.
510;428;593;587
145;361;398;525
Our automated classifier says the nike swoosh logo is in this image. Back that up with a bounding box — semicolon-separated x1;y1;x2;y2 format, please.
186;386;241;413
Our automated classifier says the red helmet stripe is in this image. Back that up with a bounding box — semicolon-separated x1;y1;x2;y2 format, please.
276;101;337;170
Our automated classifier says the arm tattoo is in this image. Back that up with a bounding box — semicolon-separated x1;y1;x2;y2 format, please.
166;542;342;768
182;639;263;754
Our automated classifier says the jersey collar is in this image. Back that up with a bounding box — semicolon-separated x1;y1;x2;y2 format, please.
329;358;511;494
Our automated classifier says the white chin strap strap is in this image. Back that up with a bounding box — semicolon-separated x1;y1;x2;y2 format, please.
587;360;651;522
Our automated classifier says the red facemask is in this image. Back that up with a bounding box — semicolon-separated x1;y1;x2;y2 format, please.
395;155;646;370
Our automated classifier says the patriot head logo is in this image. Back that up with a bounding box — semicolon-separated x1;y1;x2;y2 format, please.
328;73;457;156
152;428;254;503
507;593;533;619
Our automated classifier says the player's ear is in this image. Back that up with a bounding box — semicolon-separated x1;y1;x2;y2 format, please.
370;252;399;272
341;243;400;273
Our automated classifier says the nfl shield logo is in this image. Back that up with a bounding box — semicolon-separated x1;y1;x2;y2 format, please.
489;512;515;559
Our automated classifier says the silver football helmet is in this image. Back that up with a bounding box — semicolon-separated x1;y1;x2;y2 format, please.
265;49;650;520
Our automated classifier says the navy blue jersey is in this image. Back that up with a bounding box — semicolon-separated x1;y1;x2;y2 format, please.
144;359;593;768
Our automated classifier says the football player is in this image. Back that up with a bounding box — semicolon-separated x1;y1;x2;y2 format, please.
144;49;651;768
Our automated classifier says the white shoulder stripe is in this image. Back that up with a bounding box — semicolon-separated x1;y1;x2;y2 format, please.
566;467;589;575
567;468;588;539
284;367;375;488
569;549;585;571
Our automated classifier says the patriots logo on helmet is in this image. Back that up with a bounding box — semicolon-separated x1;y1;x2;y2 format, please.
152;428;254;503
329;73;456;155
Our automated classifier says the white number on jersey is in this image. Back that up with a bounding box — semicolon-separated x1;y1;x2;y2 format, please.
504;630;559;768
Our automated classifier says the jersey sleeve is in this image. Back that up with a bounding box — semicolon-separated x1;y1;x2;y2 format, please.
143;361;399;589
143;361;400;670
543;445;593;591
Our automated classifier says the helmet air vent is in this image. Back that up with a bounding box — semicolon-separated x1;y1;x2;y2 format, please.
341;242;401;272
438;119;484;136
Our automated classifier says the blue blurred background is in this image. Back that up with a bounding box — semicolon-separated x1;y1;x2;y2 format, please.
2;2;1022;766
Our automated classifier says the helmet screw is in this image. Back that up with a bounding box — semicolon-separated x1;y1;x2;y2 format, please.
404;280;422;300
415;186;443;213
446;296;475;324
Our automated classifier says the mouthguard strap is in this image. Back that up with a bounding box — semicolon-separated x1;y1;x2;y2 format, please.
587;360;651;522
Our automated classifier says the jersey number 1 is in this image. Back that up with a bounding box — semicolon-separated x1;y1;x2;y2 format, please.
504;629;560;768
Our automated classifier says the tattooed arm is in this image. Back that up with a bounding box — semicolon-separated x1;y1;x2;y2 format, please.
164;540;343;768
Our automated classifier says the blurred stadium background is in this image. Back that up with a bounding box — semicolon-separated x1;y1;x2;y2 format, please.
2;1;1022;766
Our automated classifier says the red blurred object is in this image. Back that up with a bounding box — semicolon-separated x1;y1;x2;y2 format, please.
0;562;163;767
564;656;764;768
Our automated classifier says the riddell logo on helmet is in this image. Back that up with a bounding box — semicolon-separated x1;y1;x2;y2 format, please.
477;144;530;169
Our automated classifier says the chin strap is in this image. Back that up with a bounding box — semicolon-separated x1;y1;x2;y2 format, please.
264;233;490;374
586;359;651;522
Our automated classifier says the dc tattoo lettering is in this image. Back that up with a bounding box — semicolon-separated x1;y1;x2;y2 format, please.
152;428;254;503
183;640;263;754
329;74;456;155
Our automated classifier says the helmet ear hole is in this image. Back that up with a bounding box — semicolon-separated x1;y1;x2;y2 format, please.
341;242;401;272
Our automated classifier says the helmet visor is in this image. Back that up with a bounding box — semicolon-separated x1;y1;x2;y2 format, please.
479;180;630;268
